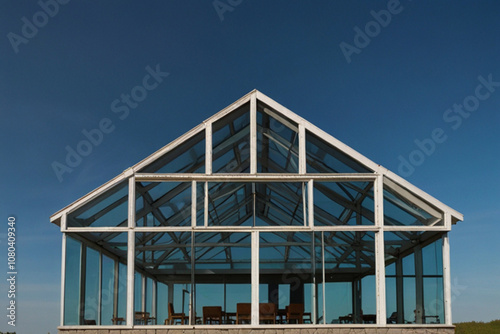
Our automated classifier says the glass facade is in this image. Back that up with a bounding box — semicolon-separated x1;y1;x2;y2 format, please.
55;91;460;328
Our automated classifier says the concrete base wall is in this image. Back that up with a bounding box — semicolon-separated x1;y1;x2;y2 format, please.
59;327;455;334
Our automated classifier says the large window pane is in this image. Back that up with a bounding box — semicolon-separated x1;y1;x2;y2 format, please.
207;182;307;227
383;179;443;226
100;255;115;325
257;103;299;173
139;130;205;174
136;182;192;227
306;131;371;173
195;232;251;324
260;232;313;324
314;182;374;226
316;231;375;324
84;248;100;325
67;181;128;228
64;236;81;325
212;103;250;173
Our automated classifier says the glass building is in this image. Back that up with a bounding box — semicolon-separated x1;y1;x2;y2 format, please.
51;90;462;333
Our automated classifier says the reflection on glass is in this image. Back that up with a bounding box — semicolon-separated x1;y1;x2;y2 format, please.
67;181;128;228
101;255;115;325
64;237;81;325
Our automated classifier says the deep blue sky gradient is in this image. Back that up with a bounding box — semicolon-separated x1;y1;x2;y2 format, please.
1;1;499;333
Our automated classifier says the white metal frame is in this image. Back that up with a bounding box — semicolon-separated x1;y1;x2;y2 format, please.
53;90;462;330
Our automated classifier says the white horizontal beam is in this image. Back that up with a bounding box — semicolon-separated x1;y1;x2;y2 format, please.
135;173;377;182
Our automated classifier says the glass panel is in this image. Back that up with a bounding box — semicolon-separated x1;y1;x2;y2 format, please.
403;277;416;323
139;130;205;173
136;182;192;227
314;182;374;226
146;277;153;314
207;182;253;226
306;131;371;173
101;255;115;325
157;283;168;325
207;182;306;227
260;232;313;324
423;239;443;276
423;277;443;324
173;283;191;324
257;103;299;173
324;282;352;324
84;248;100;325
385;276;397;323
134;272;142;312
64;236;81;325
383;180;443;226
116;262;127;321
136;231;192;270
362;275;376;320
212;103;250;173
195;232;251;324
67;180;128;227
316;231;376;324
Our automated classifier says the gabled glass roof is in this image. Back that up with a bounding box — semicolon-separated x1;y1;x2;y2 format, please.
53;90;462;281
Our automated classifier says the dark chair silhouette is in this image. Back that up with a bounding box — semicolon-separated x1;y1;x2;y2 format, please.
83;319;96;325
387;311;398;323
236;303;251;324
259;303;277;324
286;303;304;324
203;306;223;324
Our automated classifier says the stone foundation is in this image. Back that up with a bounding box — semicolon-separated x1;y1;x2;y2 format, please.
59;326;455;334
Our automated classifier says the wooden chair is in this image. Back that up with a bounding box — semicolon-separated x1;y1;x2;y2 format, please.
286;303;304;324
259;303;277;324
203;306;223;324
236;303;251;324
165;303;188;325
135;311;151;325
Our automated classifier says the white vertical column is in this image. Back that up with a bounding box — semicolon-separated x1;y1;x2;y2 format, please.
374;174;387;324
191;181;197;227
206;122;212;175
60;230;67;326
251;231;259;325
204;182;209;227
250;93;257;174
126;175;136;327
299;122;306;174
308;180;314;227
442;221;452;325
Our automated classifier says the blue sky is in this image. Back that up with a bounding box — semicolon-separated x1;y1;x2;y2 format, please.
1;1;499;333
